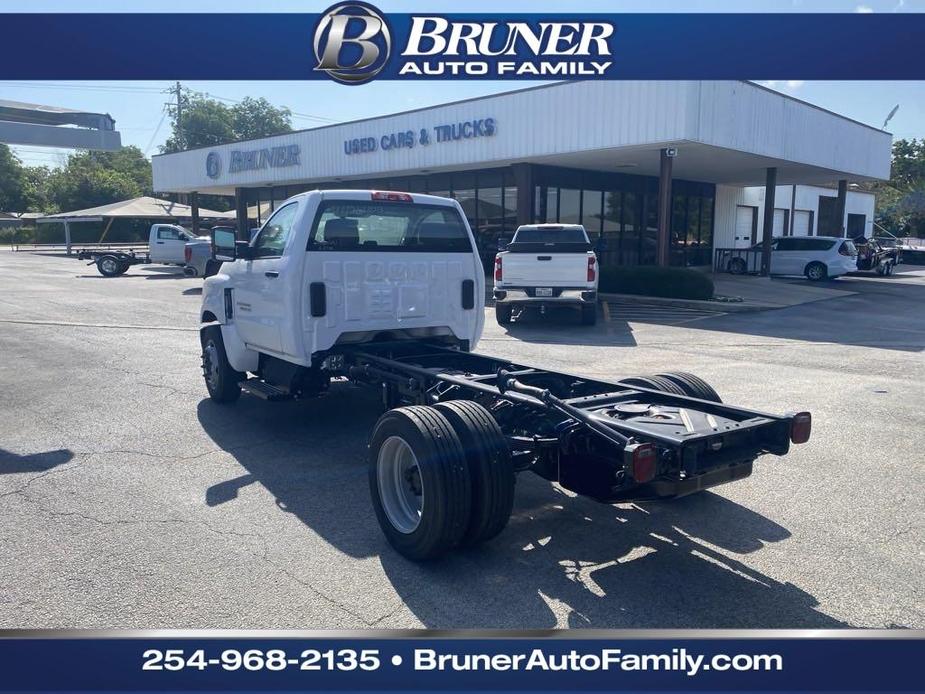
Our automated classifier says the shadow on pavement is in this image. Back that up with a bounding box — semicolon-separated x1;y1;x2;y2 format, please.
0;448;73;475
498;306;638;348
197;387;842;628
677;270;925;353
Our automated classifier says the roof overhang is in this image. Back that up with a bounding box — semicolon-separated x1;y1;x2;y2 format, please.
0;100;121;151
153;81;892;195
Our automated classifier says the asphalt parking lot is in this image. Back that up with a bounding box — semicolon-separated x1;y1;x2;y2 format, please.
1;251;922;629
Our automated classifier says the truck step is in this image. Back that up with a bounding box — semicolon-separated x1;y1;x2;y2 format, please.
239;379;293;402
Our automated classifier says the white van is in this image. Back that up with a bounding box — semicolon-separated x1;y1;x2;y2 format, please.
727;236;858;280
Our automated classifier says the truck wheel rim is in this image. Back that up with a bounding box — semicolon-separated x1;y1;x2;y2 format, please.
101;258;117;273
377;436;423;534
203;342;220;390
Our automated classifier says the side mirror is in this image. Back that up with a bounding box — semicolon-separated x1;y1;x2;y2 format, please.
212;228;238;261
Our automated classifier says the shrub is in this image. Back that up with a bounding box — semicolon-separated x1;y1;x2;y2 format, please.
598;265;714;300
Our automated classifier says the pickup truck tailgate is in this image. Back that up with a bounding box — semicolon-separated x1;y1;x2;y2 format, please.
500;252;590;286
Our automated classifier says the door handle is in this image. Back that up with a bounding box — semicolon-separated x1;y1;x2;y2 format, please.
156;241;164;244
265;271;279;278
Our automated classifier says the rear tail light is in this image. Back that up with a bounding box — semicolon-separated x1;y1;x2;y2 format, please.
184;245;192;263
587;256;596;282
790;412;812;444
625;443;657;483
371;191;413;203
494;255;503;282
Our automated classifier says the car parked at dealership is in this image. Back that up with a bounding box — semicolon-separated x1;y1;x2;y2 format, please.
725;236;858;281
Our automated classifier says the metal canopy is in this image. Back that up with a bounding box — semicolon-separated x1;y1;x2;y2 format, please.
0;99;122;151
36;196;234;223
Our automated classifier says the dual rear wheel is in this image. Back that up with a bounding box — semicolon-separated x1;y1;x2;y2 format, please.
369;401;515;561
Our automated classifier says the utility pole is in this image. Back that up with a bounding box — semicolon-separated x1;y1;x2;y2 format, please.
174;81;183;150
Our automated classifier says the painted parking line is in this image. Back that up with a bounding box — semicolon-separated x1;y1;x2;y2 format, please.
603;300;727;325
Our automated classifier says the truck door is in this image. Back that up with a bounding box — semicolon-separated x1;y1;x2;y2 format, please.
150;225;188;264
232;202;299;355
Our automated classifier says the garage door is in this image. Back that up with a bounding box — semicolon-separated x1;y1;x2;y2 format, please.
792;210;811;236
772;208;787;237
734;205;755;248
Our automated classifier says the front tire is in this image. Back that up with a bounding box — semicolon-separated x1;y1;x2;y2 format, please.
495;303;512;325
369;406;472;560
805;262;827;281
200;326;243;403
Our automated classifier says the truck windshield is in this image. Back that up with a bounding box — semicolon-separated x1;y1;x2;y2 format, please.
308;201;472;253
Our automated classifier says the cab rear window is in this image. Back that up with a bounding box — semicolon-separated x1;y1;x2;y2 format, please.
307;201;472;253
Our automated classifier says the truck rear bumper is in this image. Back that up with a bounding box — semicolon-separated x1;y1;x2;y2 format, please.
604;461;755;503
495;287;596;305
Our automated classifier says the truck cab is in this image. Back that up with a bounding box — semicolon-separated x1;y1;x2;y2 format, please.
149;223;205;265
493;223;599;325
200;190;485;395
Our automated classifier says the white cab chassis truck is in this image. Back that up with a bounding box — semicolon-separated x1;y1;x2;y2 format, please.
200;190;813;560
77;224;213;277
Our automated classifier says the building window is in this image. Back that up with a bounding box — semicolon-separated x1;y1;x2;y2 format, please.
582;189;603;241
601;191;622;268
559;188;581;226
453;172;478;235
623;191;639;265
545;187;559;222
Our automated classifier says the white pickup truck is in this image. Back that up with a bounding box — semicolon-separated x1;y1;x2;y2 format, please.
198;189;812;560
493;223;599;326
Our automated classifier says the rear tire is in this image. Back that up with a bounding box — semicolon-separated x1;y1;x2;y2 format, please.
580;304;597;326
654;372;722;402
805;261;827;281
200;326;243;403
433;401;515;547
618;375;688;397
495;304;512;325
97;255;128;277
369;406;472;560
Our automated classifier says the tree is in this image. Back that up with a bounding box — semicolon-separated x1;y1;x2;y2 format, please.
0;144;28;212
160;90;292;154
47;146;152;211
871;138;925;237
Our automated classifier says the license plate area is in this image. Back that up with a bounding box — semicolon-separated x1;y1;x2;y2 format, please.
535;287;553;297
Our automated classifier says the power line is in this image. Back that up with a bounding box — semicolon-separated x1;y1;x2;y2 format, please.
143;109;169;156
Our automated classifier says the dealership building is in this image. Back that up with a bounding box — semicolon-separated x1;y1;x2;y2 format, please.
152;80;890;270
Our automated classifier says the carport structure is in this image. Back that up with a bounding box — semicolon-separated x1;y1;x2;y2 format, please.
36;196;234;254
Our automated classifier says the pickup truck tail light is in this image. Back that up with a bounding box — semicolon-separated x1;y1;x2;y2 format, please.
371;191;413;203
587;256;596;282
790;412;812;444
494;255;503;282
184;246;192;263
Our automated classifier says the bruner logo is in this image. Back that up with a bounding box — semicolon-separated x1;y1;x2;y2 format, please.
205;151;222;179
313;2;391;84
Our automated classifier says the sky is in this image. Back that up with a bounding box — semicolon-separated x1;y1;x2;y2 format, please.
2;0;924;168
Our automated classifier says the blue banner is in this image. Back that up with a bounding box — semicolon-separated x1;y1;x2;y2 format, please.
0;633;921;691
0;10;924;81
